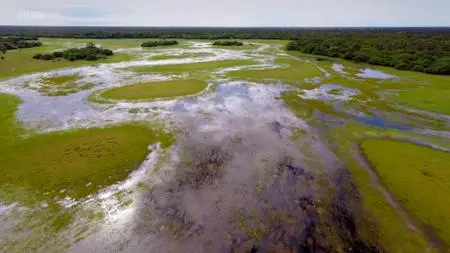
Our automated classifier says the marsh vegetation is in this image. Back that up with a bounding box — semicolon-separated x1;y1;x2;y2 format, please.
0;31;449;253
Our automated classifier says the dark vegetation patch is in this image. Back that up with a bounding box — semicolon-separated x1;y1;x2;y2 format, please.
3;26;448;41
212;40;243;46
141;40;179;47
328;169;382;253
33;42;113;61
176;146;231;189
287;32;450;75
224;158;372;253
0;37;41;53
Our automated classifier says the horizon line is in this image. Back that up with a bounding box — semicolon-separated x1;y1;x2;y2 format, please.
1;25;450;28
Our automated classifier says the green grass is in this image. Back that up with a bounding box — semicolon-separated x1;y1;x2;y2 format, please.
0;94;23;146
392;88;450;115
228;57;323;85
362;139;450;246
98;79;208;101
0;45;133;79
0;93;174;204
0;124;173;203
281;91;339;118
42;74;80;85
211;43;260;50
151;52;214;60
39;38;157;49
128;59;256;74
250;39;289;45
320;124;438;253
26;74;97;96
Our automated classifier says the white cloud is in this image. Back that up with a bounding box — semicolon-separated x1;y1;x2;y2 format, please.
0;0;449;26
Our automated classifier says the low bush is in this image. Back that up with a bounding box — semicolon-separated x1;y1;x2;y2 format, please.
213;40;244;46
141;40;178;47
33;42;114;62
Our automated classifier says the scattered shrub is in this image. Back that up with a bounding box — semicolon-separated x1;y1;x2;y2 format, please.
141;40;178;47
86;54;98;61
0;37;42;53
52;51;64;58
33;53;42;59
33;43;114;62
213;40;243;46
35;54;55;60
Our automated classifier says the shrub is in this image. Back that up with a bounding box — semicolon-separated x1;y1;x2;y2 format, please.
40;54;55;60
86;54;98;61
102;49;113;56
141;40;178;47
33;53;42;59
52;51;64;58
212;40;244;46
33;43;114;62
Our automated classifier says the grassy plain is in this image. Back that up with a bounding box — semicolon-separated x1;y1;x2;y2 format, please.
321;124;438;253
151;52;214;60
34;74;97;96
281;91;339;118
99;79;208;101
39;38;184;49
289;51;450;116
0;45;133;79
279;56;444;252
228;57;323;84
211;43;260;50
0;93;173;204
393;88;450;115
362;139;450;246
128;59;256;74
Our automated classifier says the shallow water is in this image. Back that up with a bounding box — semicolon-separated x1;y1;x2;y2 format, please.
300;84;359;101
0;40;447;253
331;63;348;75
357;68;393;79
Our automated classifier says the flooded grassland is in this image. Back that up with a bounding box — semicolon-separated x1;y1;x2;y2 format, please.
0;39;449;253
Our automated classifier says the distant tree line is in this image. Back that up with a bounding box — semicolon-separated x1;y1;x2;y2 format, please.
141;40;178;47
287;33;450;75
0;37;41;53
213;40;243;46
2;26;449;41
33;42;113;61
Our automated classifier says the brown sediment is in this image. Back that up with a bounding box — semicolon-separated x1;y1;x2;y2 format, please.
354;137;448;252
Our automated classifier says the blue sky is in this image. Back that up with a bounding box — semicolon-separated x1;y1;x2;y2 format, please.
2;0;449;26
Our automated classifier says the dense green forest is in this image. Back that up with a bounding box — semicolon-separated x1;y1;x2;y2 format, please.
2;26;449;74
141;40;178;47
0;37;41;53
1;26;448;40
213;40;243;46
287;33;450;75
33;42;113;61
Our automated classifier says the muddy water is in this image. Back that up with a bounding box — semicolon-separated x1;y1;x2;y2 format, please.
0;42;380;253
66;80;349;253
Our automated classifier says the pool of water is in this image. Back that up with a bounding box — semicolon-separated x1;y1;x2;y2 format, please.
357;68;393;79
355;116;410;130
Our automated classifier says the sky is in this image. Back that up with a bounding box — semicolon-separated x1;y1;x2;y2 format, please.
1;0;449;27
